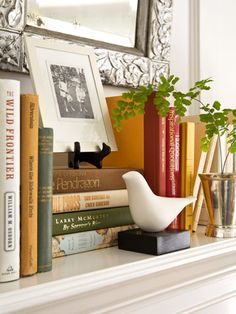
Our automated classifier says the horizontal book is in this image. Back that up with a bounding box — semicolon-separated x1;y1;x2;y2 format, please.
52;206;134;236
53;168;143;194
52;189;128;213
52;224;136;258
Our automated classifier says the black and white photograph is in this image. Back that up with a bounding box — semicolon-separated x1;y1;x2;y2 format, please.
24;36;117;152
49;64;94;119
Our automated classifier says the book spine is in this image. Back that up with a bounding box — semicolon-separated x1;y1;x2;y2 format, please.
166;107;181;229
180;122;195;232
53;168;142;194
52;206;134;236
20;94;39;277
52;224;136;258
103;96;144;170
144;93;158;194
144;93;166;196
38;128;54;272
156;114;166;196
52;189;128;213
0;79;20;282
166;107;181;196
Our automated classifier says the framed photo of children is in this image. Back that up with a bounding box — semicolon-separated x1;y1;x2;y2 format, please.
24;35;117;152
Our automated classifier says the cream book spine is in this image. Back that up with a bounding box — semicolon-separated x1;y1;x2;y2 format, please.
52;189;129;213
0;79;20;282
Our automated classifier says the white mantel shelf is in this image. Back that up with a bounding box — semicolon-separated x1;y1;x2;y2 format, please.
0;226;236;314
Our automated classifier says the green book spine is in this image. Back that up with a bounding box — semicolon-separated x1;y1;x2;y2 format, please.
52;206;134;236
38;128;53;272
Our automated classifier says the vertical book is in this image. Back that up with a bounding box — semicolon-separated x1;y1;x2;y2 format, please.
166;107;181;229
20;94;39;277
180;122;195;232
144;93;166;196
0;79;20;282
38;128;54;273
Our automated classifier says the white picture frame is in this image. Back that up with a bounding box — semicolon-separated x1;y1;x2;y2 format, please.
24;35;117;152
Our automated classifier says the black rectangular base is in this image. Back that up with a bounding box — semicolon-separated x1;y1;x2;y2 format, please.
118;228;190;255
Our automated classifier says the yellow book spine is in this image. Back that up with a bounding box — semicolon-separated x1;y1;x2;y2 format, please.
20;94;39;276
180;122;195;232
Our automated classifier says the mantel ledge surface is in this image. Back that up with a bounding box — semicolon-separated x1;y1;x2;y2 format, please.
1;237;236;313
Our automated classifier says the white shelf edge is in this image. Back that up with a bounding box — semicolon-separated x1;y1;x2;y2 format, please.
0;236;236;313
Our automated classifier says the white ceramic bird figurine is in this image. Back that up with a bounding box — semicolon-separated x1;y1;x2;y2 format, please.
123;171;196;232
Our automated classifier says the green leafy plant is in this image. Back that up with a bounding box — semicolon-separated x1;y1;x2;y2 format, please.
112;74;236;174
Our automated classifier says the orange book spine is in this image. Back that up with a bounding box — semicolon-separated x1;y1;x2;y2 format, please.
20;94;39;276
180;122;195;232
103;96;144;169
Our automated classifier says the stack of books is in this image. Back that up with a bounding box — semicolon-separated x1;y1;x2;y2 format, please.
144;100;195;231
0;80;140;283
52;167;139;258
0;80;197;283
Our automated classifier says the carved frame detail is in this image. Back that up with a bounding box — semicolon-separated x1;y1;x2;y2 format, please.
0;0;173;87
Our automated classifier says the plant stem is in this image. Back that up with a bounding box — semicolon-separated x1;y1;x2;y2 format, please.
217;133;224;174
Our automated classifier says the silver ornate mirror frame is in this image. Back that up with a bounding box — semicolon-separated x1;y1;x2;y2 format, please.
0;0;172;88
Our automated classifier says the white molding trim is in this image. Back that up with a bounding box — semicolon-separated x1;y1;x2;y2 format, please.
189;0;201;115
0;237;236;313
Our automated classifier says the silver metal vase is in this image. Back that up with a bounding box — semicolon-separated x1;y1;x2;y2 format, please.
199;173;236;237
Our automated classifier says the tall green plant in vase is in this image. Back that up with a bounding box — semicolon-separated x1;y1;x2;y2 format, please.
112;74;236;237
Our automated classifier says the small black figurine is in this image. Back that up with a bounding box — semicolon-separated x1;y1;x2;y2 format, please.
69;142;111;169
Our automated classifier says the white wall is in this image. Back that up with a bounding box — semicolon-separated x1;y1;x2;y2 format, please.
200;0;236;109
170;0;236;112
170;0;190;94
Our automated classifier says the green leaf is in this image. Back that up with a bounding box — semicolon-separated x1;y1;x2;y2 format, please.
160;75;167;83
199;113;214;122
213;101;221;110
138;109;145;115
112;107;121;115
168;74;174;82
172;77;180;84
182;99;191;106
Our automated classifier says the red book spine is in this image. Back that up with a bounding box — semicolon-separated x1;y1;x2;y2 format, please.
144;94;166;196
156;115;166;196
166;107;181;229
